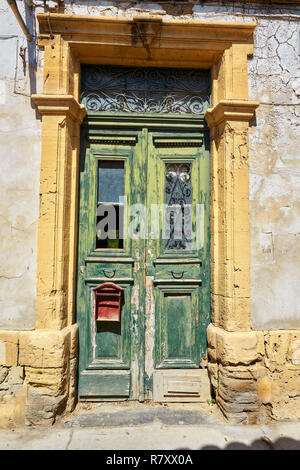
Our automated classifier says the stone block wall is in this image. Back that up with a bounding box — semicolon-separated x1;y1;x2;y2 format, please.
0;326;78;427
208;325;300;423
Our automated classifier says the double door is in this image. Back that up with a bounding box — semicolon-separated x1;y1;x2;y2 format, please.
77;119;210;401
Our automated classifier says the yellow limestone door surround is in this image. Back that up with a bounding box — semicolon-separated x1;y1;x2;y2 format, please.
32;13;259;331
29;14;259;422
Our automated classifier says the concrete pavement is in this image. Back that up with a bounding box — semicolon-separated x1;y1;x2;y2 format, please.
0;403;300;450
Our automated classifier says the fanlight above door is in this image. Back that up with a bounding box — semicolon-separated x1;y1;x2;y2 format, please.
81;65;211;115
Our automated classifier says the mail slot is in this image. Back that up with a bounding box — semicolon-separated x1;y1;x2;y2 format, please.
94;283;123;322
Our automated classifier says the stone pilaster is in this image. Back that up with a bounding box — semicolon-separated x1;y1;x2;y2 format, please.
205;100;261;423
205;100;259;331
31;95;86;330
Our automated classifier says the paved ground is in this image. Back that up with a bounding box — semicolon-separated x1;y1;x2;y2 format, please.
1;403;300;450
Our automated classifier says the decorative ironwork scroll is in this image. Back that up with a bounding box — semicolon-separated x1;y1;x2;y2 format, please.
165;163;192;250
81;65;211;115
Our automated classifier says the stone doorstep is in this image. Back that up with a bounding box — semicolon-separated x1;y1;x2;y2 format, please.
59;401;225;429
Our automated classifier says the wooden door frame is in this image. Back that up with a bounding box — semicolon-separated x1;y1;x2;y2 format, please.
31;13;259;414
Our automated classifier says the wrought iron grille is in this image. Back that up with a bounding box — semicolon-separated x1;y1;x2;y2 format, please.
165;163;192;250
81;65;211;115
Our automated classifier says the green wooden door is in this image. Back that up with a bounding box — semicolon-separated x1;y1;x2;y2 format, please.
77;118;210;401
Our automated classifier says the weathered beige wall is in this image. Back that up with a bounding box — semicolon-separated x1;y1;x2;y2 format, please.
0;0;299;332
248;18;300;329
0;0;42;330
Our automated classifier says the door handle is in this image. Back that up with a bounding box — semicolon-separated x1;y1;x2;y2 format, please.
102;269;116;278
168;270;185;279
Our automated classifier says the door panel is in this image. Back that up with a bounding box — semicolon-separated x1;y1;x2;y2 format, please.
79;370;131;400
85;261;132;280
88;281;132;368
145;130;210;399
77;129;146;400
154;262;201;280
154;285;200;369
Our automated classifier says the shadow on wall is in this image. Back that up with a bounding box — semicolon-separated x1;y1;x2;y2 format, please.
178;437;300;450
24;2;37;107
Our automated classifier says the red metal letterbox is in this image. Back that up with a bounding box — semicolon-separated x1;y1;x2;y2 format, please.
94;283;123;322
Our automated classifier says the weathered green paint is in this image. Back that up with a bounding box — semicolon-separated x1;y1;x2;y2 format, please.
85;262;132;279
154;285;200;369
166;294;192;358
95;321;121;359
77;113;210;400
155;263;201;280
79;371;130;398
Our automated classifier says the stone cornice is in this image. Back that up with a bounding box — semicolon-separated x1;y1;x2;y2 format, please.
32;95;86;123
205;100;259;128
37;13;256;48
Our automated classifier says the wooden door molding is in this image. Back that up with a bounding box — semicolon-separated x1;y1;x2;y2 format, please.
32;13;258;333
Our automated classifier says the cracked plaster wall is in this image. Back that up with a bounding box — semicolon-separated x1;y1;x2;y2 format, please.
248;16;300;330
0;0;299;331
0;0;43;329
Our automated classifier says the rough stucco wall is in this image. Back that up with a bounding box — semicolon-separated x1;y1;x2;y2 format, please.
248;18;300;330
0;0;299;331
0;0;42;329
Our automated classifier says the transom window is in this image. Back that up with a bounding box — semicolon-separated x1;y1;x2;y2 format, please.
81;65;211;115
